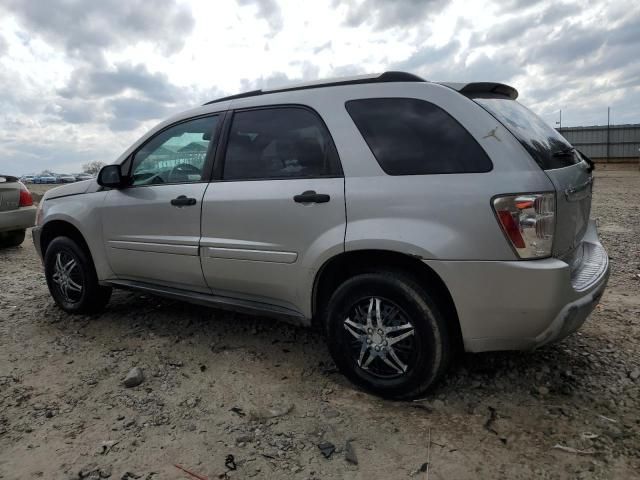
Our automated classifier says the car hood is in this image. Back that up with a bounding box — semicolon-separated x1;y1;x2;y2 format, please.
44;179;97;200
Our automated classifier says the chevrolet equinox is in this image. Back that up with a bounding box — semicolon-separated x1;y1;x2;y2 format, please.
33;72;609;399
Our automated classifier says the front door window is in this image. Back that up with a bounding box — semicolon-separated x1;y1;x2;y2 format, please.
130;116;219;186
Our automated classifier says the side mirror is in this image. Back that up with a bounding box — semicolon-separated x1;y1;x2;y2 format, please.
97;165;125;188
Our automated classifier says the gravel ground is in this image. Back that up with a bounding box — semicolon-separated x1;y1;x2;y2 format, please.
1;168;639;479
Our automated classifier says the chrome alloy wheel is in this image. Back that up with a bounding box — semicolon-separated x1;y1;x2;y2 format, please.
52;251;83;303
343;297;416;378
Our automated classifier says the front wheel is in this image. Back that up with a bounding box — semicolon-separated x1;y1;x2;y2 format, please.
324;272;450;400
44;236;112;314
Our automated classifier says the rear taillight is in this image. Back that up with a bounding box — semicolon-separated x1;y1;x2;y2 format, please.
19;182;33;207
493;192;555;259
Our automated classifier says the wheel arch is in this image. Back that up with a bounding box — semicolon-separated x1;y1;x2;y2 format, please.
40;220;94;263
312;249;463;350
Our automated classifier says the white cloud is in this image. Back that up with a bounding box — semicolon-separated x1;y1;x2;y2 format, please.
0;0;638;175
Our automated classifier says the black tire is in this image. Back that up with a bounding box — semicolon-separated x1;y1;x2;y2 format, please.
324;272;450;400
44;236;112;314
0;229;26;248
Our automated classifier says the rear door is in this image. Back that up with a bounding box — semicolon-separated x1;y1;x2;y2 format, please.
200;106;345;314
473;96;593;256
101;115;221;292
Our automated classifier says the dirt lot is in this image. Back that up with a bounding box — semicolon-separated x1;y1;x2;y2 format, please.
1;168;639;479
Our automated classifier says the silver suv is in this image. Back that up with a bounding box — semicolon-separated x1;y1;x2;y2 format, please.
33;72;609;399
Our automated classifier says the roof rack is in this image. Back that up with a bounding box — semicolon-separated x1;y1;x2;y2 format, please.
204;71;425;105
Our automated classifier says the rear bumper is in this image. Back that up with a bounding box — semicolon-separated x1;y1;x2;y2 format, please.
0;206;37;233
531;265;608;348
424;220;609;352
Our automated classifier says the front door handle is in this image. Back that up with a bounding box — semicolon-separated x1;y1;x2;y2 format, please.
171;195;197;207
293;190;330;204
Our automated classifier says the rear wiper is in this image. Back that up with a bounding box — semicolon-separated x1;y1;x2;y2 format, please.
552;147;576;157
578;149;596;173
552;147;595;173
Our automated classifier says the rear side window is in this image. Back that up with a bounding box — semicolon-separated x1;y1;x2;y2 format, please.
345;98;492;175
223;107;341;180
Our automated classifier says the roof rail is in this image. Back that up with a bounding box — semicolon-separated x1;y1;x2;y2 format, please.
204;71;425;105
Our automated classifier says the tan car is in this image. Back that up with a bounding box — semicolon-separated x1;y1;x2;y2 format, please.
0;175;37;248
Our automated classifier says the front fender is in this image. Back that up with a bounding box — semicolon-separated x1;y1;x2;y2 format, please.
40;191;114;280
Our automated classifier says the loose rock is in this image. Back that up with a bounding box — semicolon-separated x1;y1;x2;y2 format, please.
345;440;358;465
123;367;144;388
318;441;336;459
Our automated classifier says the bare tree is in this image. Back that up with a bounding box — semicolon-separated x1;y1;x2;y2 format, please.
82;161;106;175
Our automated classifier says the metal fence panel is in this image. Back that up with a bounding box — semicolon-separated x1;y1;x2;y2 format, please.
558;124;640;161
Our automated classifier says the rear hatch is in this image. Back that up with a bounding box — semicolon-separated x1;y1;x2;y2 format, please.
0;175;20;212
472;96;593;258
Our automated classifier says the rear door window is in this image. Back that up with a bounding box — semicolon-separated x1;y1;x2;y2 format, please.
345;98;492;175
222;107;342;181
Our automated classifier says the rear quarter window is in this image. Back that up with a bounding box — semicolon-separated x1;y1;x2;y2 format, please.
345;98;492;175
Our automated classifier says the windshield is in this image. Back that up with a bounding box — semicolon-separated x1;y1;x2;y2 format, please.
473;96;581;170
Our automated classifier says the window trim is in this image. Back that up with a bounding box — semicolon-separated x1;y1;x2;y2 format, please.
122;112;225;189
345;97;494;176
212;104;344;182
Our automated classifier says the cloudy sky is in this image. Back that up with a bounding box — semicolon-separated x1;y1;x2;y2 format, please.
0;0;638;175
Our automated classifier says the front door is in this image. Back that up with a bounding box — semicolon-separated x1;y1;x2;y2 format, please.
101;115;221;292
200;106;346;314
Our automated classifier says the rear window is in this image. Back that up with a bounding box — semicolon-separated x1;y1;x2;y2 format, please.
473;96;580;170
345;98;492;175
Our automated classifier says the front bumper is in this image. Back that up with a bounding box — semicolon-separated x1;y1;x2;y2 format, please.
32;225;43;260
0;206;37;233
424;220;609;353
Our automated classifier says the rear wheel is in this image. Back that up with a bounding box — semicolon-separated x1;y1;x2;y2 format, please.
0;229;26;248
44;236;111;314
324;272;450;399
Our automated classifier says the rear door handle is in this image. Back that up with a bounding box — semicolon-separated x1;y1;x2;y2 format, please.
293;190;330;204
171;195;197;207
